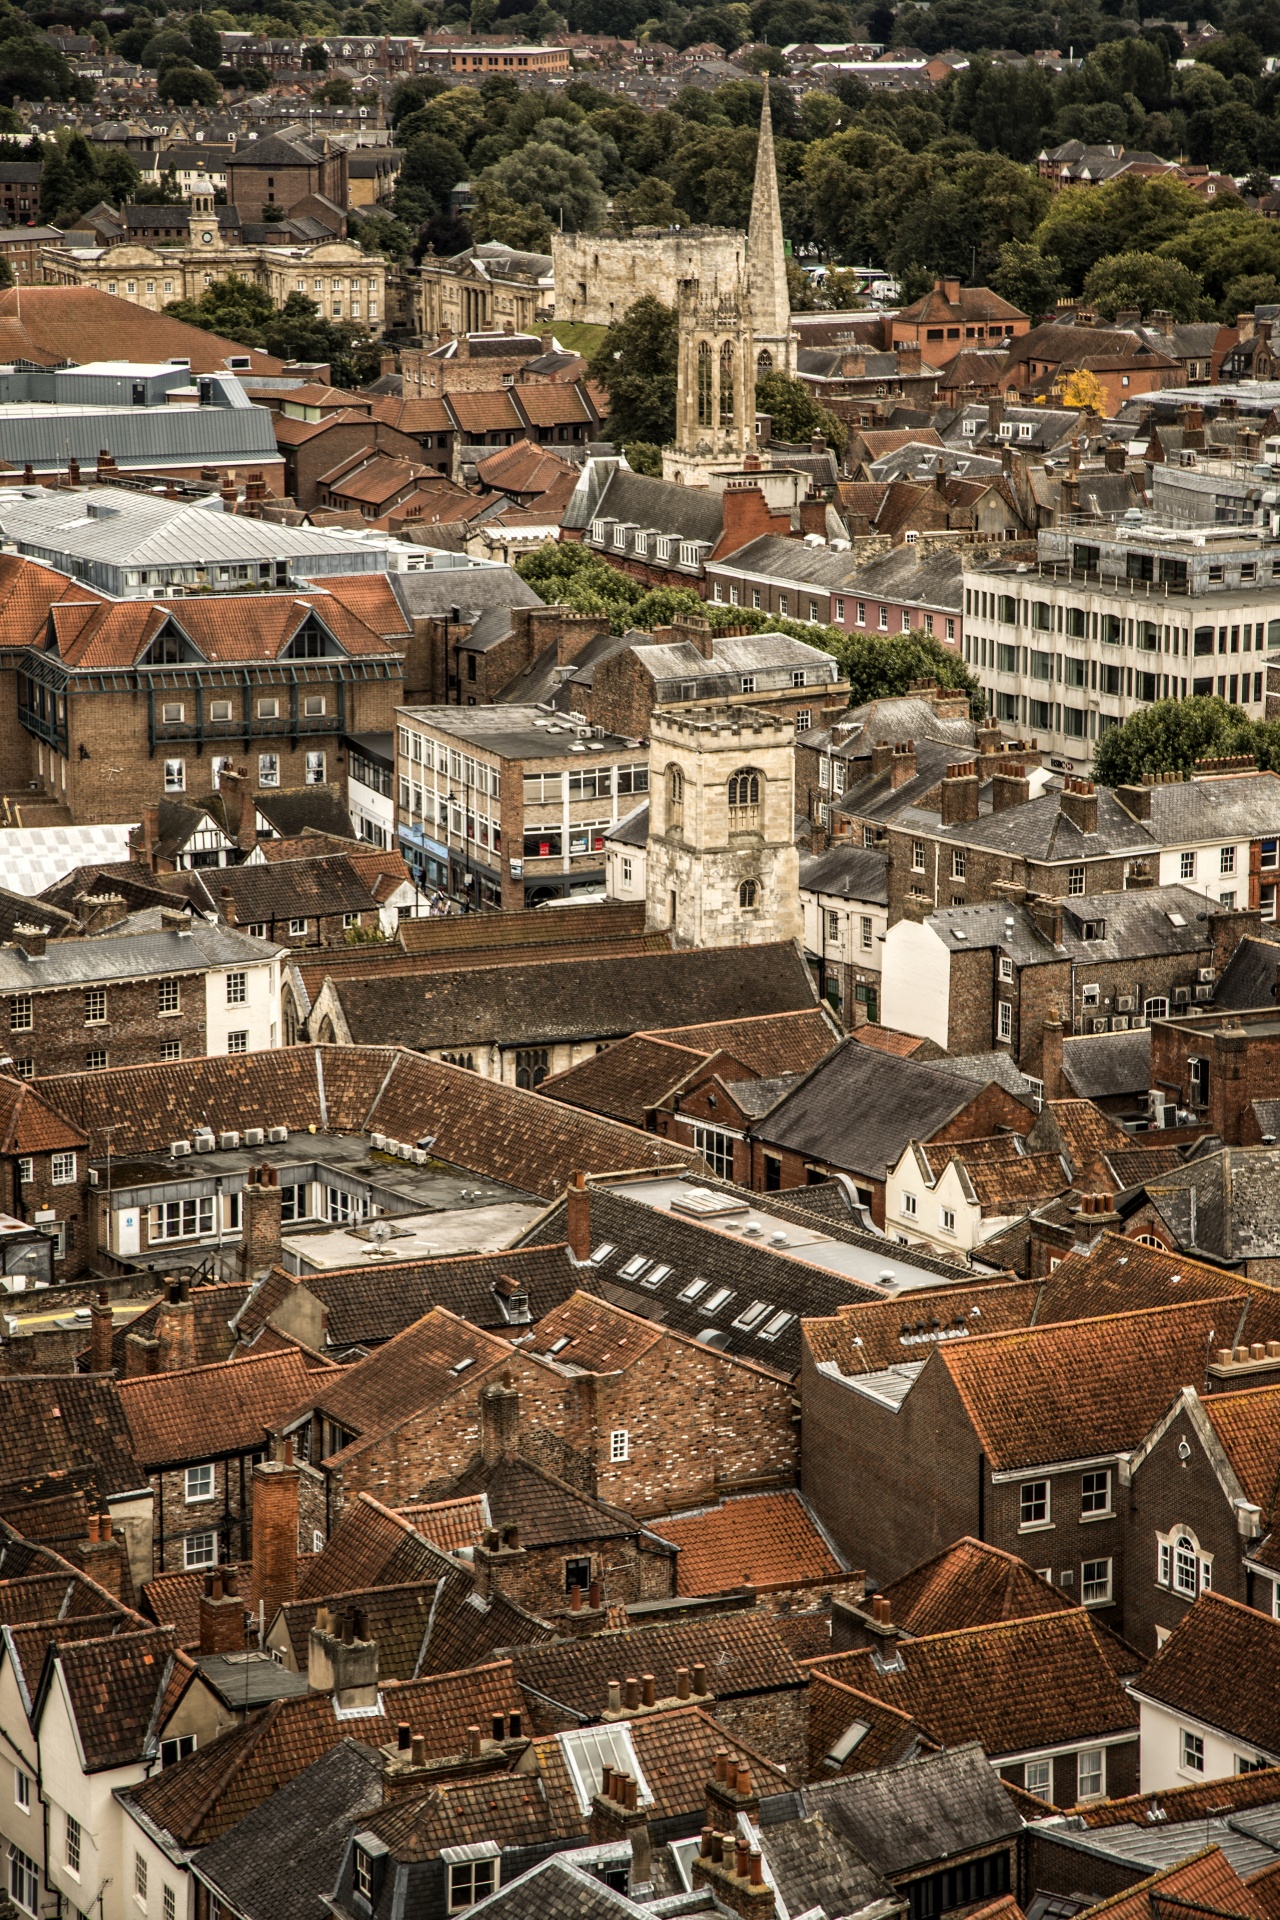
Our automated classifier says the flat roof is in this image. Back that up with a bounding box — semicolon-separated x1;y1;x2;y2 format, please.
283;1198;544;1272
397;705;635;761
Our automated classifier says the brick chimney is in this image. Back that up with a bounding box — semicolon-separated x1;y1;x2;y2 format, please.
940;760;979;826
1073;1191;1117;1244
134;804;161;871
199;1569;247;1654
590;1770;653;1893
472;1521;526;1600
250;1450;299;1624
154;1278;195;1372
1209;907;1261;979
1040;1005;1066;1100
479;1374;520;1464
889;741;916;789
869;740;896;778
89;1288;113;1375
219;886;237;928
308;1606;378;1710
1214;1022;1250;1147
1059;775;1097;836
218;764;256;855
706;1749;761;1828
691;1832;772;1920
671;615;715;662
124;1332;160;1375
566;1171;590;1261
14;926;46;959
77;1511;123;1599
1104;444;1126;472
991;761;1031;813
1028;894;1064;946
240;1164;282;1280
1115;782;1152;821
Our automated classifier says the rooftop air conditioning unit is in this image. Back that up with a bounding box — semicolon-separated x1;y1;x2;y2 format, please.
1092;1018;1108;1033
397;1141;413;1160
1116;995;1134;1012
219;1131;240;1150
370;1133;386;1151
412;1148;427;1165
1195;983;1214;1000
171;1140;192;1157
1198;967;1216;984
194;1131;215;1152
1112;1016;1130;1031
1174;986;1190;1003
267;1126;288;1143
244;1127;264;1146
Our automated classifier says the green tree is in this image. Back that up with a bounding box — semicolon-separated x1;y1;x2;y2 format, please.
1035;173;1206;294
831;629;982;713
468;181;552;251
991;238;1064;320
622;441;663;475
303;40;328;67
587;294;677;445
158;63;220;105
756;368;846;453
872;147;1050;282
610;175;677;229
312;74;353;102
392;129;466;224
186;14;223;68
477;141;606;233
1093;697;1280;785
1158;210;1280;309
1082;249;1207;320
1221;272;1280;318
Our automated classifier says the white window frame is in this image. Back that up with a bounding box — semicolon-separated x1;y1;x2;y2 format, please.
1024;1758;1051;1799
185;1463;214;1503
1182;1728;1205;1774
13;1769;29;1812
609;1429;629;1462
1081;1468;1110;1517
1081;1557;1112;1605
51;1151;75;1185
164;758;185;793
1019;1479;1050;1530
226;971;247;1006
183;1529;217;1571
1077;1748;1105;1800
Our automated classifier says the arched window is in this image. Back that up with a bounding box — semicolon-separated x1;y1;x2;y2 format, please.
696;341;713;427
719;340;735;427
756;349;772;372
1134;1232;1166;1248
738;879;758;908
728;768;760;810
1158;1523;1211;1598
668;764;684;820
282;986;300;1047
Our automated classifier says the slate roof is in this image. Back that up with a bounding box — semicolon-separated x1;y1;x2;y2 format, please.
1139;773;1280;843
800;843;889;903
1135;1594;1280;1755
519;1184;884;1378
765;1740;1024;1877
117;1349;321;1468
1120;1149;1280;1264
323;943;819;1050
1215;936;1280;1012
1062;1028;1152;1101
457;1856;646;1920
807;1610;1136;1758
564;463;725;544
649;1490;846;1594
756;1808;902;1919
753;1037;1020;1181
213;854;383;924
439;1452;643;1552
509;1612;807;1727
389;564;542;623
188;1739;384;1920
883;1536;1074;1636
254;1245;579;1348
125;1660;521;1844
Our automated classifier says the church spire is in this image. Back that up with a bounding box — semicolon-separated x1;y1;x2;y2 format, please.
746;81;794;373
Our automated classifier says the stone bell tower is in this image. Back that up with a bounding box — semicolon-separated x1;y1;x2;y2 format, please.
662;272;756;487
645;705;801;949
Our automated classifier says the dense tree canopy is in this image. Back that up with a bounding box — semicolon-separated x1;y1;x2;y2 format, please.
1093;698;1280;785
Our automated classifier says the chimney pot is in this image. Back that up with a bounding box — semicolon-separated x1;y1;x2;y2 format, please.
736;1841;750;1878
624;1676;640;1710
1236;1346;1250;1363
715;1749;728;1781
712;1833;724;1864
467;1725;482;1758
736;1767;751;1795
492;1714;504;1741
397;1722;411;1751
509;1714;521;1739
607;1680;622;1712
570;1584;582;1611
700;1827;714;1860
750;1850;764;1887
411;1733;426;1765
601;1764;614;1799
1252;1344;1266;1361
589;1578;601;1607
641;1673;655;1708
676;1666;690;1699
692;1662;707;1695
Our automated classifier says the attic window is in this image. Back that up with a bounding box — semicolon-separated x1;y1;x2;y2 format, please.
588;1242;616;1264
678;1278;707;1302
618;1255;652;1280
546;1336;572;1356
702;1286;734;1313
640;1264;671;1289
1166;912;1187;928
824;1720;868;1768
732;1301;771;1331
1080;920;1106;941
759;1311;795;1340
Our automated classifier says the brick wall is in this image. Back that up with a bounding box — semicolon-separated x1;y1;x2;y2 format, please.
476;1531;674;1616
1125;1409;1249;1656
2;974;206;1078
289;420;425;510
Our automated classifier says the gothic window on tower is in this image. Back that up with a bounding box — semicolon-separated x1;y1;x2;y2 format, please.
739;879;758;908
697;341;713;427
668;765;684;822
720;341;735;426
757;350;772;372
728;768;761;825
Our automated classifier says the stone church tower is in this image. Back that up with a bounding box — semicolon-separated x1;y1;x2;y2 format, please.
747;84;796;376
645;705;801;949
661;271;756;486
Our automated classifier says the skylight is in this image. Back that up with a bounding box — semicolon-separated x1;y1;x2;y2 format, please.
733;1301;771;1331
589;1242;616;1264
618;1254;652;1280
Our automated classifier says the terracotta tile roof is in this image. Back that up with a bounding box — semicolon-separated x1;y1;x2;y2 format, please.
0;286;287;376
851;1025;932;1057
101;1281;249;1373
0;1570;119;1625
803;1279;1040;1374
0;1074;88;1153
395;1494;488;1554
650;1491;845;1595
51;587;400;670
1135;1592;1280;1754
540;1034;707;1125
939;1297;1248;1472
1036;1099;1134;1177
143;1565;249;1651
514;385;594;429
0;1377;141;1503
0;554;101;652
6;1610;140;1709
362;1762;584;1858
883;1537;1074;1636
302;1307;515;1453
1248;1861;1280;1920
1202;1387;1280;1516
807;1610;1137;1757
1076;1848;1266;1920
1079;1766;1280;1830
117;1349;323;1468
474;440;577;495
396;903;647;957
522;1292;665;1375
40;1625;187;1771
34;1046;702;1196
807;1670;936;1777
441;1451;641;1552
126;1659;521;1843
954;1151;1070;1212
510;1613;807;1727
445;390;523;434
297;1493;455;1599
273;1575;549;1678
1045;1235;1280;1329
